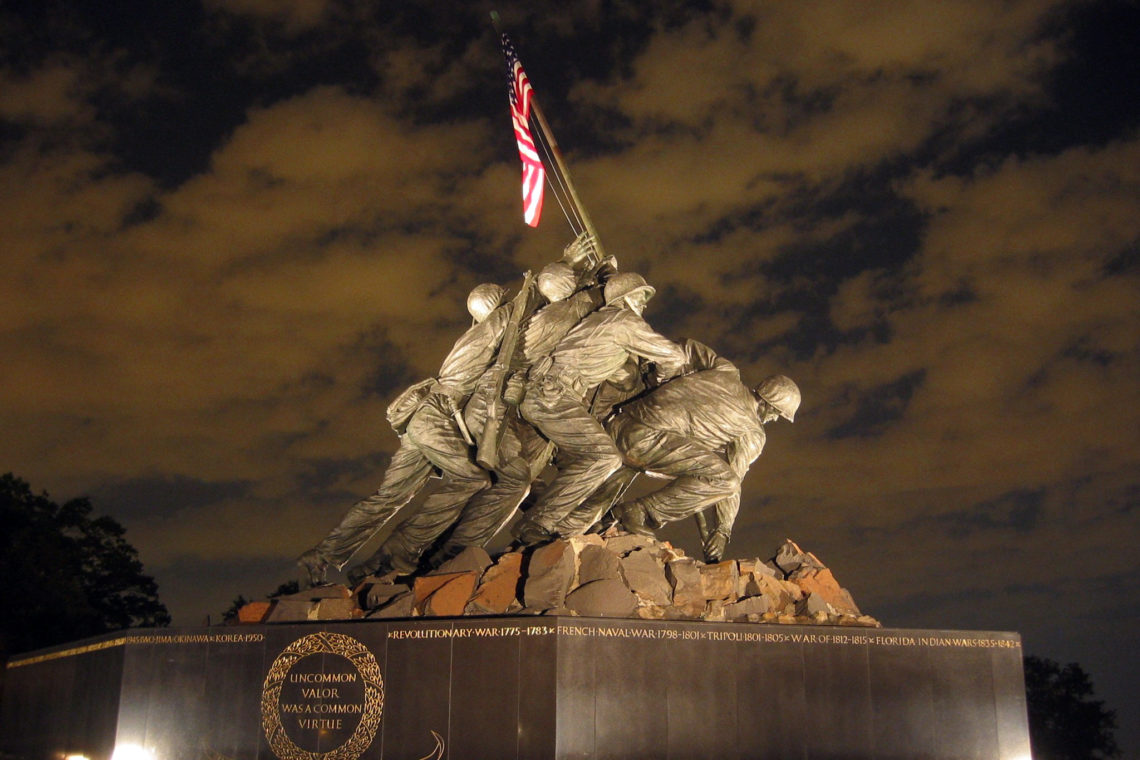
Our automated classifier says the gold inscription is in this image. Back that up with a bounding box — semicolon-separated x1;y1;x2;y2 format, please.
261;632;383;760
554;625;1020;648
7;632;267;669
380;621;1019;650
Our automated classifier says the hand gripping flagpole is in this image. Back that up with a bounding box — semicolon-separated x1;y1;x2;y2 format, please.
492;11;606;265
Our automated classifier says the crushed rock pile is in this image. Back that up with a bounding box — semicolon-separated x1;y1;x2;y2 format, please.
234;536;879;628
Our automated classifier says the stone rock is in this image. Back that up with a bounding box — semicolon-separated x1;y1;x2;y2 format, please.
523;540;576;610
564;579;638;618
723;595;772;621
779;579;805;600
699;561;740;601
666;559;704;608
835;588;860;615
576;544;624;586
315;598;362;620
236;601;271;624
265;599;316;622
367;590;414;619
659;543;686;563
414;572;474;610
636;603;667;620
737;559;776;579
603;533;657;557
773;539;825;577
466;552;524;614
253;534;873;627
664;604;703;620
799;593;831;616
362;582;412;610
739;571;761;597
737;559;779;597
568;533;605;554
430;546;493;578
422;573;478;617
744;573;798;614
351;570;402;589
619;548;672;606
280;584;352;600
789;567;861;616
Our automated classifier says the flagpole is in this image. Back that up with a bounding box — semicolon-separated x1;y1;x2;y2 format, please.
491;11;607;264
528;99;606;262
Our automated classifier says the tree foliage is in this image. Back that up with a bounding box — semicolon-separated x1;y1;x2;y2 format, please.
1025;655;1120;760
1;473;170;655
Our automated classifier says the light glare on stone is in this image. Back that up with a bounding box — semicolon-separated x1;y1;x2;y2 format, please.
110;745;156;760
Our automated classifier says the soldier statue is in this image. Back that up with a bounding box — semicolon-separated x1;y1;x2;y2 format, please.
295;283;513;585
588;340;799;562
294;234;800;583
344;261;599;580
510;272;687;546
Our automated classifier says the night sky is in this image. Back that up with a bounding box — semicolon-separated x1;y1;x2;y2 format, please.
2;0;1138;751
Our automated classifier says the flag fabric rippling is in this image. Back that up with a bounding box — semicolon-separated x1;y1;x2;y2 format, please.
501;34;545;227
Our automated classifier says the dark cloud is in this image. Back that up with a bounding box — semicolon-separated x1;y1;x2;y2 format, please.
828;370;927;440
356;326;417;399
1103;238;1140;277
937;488;1046;537
89;474;253;522
293;451;391;500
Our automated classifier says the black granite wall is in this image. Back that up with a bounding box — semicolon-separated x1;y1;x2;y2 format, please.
0;619;1030;760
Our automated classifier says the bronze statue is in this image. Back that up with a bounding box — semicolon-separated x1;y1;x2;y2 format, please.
343;262;597;580
596;341;799;562
295;284;515;585
295;232;801;582
510;272;688;546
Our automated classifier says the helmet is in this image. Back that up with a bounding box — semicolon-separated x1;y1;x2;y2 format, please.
467;283;506;323
754;375;800;422
604;272;655;307
537;262;576;303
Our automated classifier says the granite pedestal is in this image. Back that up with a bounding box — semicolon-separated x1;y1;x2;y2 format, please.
1;617;1031;759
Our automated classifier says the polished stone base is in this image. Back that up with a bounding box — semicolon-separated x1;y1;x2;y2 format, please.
1;617;1030;760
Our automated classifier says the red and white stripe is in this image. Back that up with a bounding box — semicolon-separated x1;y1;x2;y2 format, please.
503;35;545;227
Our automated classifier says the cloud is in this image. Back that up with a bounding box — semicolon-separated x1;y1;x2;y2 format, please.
0;83;511;499
203;0;334;35
0;60;93;125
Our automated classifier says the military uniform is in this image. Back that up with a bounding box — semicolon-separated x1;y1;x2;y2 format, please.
352;288;605;574
513;304;686;539
304;303;513;572
586;341;766;541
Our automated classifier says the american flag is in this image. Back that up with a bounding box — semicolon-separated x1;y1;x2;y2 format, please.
501;34;545;227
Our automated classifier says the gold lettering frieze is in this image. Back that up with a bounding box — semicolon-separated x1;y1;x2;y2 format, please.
261;631;383;760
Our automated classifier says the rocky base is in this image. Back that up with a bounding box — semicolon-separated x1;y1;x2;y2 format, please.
236;535;880;627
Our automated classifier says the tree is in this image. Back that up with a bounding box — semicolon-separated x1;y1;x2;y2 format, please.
1025;655;1120;760
0;473;170;656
